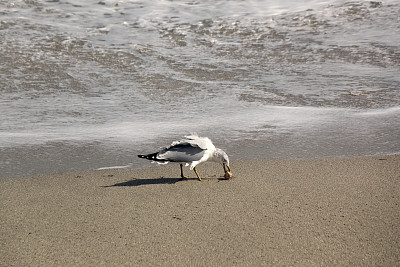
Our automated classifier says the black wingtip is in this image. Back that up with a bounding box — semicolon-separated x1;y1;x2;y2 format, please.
138;153;158;160
137;152;167;162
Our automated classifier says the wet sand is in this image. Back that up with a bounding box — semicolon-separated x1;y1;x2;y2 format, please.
1;155;399;266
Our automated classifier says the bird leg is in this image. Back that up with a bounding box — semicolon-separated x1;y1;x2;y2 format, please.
180;164;189;179
193;167;202;181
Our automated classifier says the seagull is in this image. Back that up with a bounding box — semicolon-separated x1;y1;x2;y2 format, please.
138;135;232;181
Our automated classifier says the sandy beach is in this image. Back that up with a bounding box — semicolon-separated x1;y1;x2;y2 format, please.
1;155;399;266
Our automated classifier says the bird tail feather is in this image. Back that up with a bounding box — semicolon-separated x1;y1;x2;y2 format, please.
138;153;168;163
138;153;157;160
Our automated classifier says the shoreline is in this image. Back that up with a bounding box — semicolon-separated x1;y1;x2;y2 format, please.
1;155;399;266
1;136;399;179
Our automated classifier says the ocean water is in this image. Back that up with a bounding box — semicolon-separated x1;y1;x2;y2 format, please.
1;0;399;178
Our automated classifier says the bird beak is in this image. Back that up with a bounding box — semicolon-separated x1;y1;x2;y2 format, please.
223;163;232;179
223;163;228;172
226;165;231;172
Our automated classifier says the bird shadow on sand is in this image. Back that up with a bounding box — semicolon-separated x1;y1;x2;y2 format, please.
103;177;190;187
103;176;227;187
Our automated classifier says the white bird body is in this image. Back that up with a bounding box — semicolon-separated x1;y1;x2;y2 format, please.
138;135;231;180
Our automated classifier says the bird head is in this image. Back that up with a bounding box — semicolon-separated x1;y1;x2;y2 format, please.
215;149;232;179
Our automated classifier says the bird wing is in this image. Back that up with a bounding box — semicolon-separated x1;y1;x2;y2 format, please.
157;141;206;163
179;134;215;150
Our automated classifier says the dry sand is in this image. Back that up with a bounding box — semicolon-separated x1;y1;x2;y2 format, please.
1;155;399;266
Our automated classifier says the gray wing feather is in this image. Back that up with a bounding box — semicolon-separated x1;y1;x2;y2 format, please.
157;142;205;162
183;135;211;150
